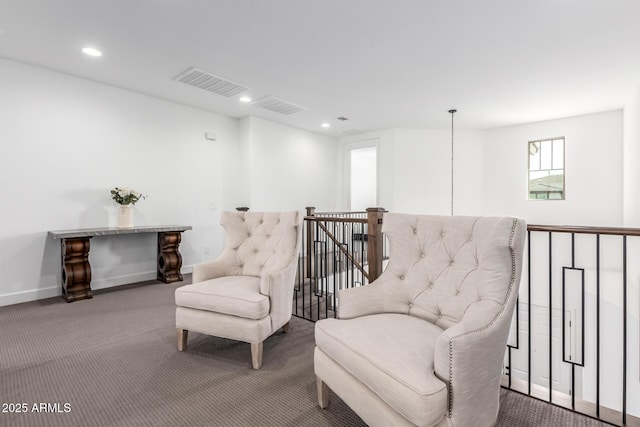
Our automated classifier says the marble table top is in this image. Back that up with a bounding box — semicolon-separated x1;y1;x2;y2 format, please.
48;225;192;239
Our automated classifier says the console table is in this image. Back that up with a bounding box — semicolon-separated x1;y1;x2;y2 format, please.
48;225;192;302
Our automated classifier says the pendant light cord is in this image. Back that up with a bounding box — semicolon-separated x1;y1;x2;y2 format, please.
449;109;457;216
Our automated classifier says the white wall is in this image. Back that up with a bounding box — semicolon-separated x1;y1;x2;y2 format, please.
0;58;338;307
619;85;640;414
223;115;251;210
0;58;242;305
339;128;483;215
391;129;484;216
338;111;622;224
245;116;338;212
623;83;640;226
482;110;623;225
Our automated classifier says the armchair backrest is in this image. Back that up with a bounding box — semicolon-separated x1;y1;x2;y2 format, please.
379;214;525;329
217;211;301;277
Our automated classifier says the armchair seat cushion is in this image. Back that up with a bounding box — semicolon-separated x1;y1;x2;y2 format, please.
175;276;268;320
315;314;448;426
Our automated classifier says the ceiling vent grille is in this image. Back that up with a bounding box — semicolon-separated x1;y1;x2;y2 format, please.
251;95;308;115
174;67;249;97
342;128;364;136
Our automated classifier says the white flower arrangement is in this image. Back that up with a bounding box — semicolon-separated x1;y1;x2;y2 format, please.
110;187;146;206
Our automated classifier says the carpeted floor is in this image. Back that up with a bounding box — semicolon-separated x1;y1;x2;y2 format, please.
0;278;607;427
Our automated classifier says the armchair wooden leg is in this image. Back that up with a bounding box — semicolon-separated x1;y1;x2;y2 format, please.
317;377;330;408
282;321;290;334
251;342;263;369
177;329;188;351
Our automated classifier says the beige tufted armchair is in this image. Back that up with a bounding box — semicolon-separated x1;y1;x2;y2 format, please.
175;211;301;369
315;214;526;426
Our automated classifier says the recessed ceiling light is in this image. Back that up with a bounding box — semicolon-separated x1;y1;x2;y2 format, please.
82;47;102;57
321;123;331;128
239;96;252;103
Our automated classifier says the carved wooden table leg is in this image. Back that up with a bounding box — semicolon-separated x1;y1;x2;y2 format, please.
61;237;93;302
157;232;184;283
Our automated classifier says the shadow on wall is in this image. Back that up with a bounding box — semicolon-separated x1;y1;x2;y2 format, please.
62;188;111;227
40;235;60;299
0;233;60;298
62;188;150;228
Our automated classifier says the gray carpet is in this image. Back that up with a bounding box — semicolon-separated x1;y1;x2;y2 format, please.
0;278;606;427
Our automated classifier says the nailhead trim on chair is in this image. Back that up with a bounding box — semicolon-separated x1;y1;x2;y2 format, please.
447;218;520;417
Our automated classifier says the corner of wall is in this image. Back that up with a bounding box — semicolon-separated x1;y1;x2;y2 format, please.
623;82;640;226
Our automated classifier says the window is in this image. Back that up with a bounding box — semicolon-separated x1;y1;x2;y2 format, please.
528;137;564;200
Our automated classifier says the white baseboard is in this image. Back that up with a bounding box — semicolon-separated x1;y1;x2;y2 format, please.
0;286;61;307
0;266;193;307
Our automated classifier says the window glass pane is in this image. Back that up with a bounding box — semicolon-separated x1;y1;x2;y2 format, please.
548;169;564;193
553;139;564;170
540;140;552;170
530;170;549;180
549;192;563;200
528;137;564;201
529;142;540;171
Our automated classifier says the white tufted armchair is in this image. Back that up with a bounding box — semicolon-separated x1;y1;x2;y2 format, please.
315;214;526;426
175;211;301;369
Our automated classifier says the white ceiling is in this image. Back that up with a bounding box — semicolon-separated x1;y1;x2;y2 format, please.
1;0;639;135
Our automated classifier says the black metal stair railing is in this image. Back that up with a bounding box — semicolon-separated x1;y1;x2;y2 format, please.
504;224;640;427
293;207;386;322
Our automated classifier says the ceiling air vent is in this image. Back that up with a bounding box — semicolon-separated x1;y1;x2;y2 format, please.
342;128;364;136
251;95;308;115
174;67;249;97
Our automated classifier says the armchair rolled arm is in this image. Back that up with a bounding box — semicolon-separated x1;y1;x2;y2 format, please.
337;281;387;319
433;299;515;427
192;259;234;283
260;262;298;330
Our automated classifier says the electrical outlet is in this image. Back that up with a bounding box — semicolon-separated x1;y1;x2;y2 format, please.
204;247;210;254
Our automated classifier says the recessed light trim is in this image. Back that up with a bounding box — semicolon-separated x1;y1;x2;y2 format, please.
82;47;102;57
239;96;252;103
321;123;331;128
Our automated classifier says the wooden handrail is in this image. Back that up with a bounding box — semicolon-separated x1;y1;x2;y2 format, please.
313;211;367;215
528;224;640;236
303;207;387;285
305;216;367;224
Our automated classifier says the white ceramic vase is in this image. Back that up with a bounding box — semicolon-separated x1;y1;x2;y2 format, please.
117;204;134;228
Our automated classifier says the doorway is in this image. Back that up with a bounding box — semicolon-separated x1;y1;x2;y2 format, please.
346;141;378;211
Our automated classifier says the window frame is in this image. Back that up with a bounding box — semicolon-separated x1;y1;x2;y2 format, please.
527;137;565;201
